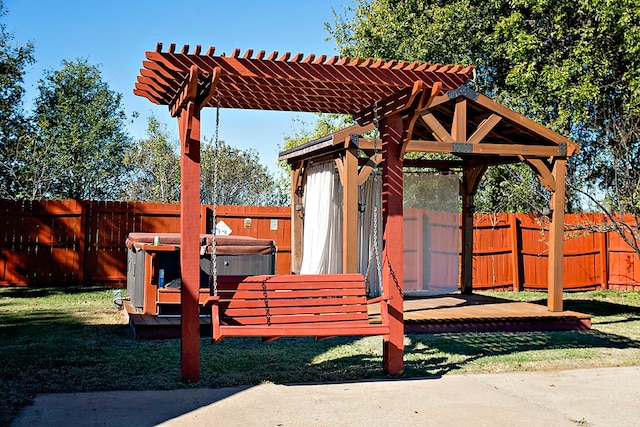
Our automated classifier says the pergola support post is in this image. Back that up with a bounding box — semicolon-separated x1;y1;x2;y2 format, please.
547;158;567;311
460;165;487;295
290;162;304;274
343;148;360;273
177;102;202;383
460;191;474;295
380;113;405;376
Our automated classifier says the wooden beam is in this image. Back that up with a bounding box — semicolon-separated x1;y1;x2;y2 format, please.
524;158;556;192
509;213;522;292
290;162;304;274
451;98;467;142
407;140;568;157
357;153;382;186
177;99;202;383
198;66;221;108
401;82;443;159
380;112;405;376
420;112;454;142
460;164;487;294
170;65;199;117
353;80;423;126
343;149;359;273
473;93;578;155
334;123;374;147
547;158;566;312
467;114;502;144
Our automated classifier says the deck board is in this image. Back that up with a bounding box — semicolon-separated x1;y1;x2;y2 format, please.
124;294;592;339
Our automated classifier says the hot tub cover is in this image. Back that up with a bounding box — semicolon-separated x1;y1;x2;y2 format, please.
126;233;276;255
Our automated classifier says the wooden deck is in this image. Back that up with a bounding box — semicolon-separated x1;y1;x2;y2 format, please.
123;294;591;339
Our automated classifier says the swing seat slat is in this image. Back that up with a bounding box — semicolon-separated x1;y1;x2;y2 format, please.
204;274;390;342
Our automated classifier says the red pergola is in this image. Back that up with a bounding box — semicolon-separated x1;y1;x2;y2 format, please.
134;43;573;383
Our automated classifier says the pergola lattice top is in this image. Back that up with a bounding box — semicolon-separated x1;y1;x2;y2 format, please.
134;43;474;117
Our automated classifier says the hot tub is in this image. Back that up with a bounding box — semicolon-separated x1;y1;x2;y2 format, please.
125;233;276;312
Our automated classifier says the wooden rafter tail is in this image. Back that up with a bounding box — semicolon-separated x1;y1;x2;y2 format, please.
145;50;183;72
420;82;443;111
133;88;162;105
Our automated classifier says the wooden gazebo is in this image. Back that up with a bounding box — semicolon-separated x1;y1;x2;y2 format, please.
134;43;576;382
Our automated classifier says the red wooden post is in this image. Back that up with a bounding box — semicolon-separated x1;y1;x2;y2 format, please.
509;213;521;292
380;113;405;376
547;158;566;311
177;102;202;383
598;214;609;289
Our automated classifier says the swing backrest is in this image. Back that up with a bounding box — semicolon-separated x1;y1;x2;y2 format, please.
214;274;374;327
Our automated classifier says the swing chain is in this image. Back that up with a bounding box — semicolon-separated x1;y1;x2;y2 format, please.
371;102;383;294
262;280;272;326
210;98;221;297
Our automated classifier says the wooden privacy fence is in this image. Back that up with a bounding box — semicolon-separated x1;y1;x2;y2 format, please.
0;200;291;286
0;200;638;290
471;213;639;291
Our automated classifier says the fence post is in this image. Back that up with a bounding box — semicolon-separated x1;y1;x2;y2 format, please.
77;200;87;284
509;213;521;292
599;214;609;289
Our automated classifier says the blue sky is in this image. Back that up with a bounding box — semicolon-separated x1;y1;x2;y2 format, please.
3;0;348;171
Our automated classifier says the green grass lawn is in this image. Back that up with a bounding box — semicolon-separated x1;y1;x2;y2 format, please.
1;287;639;426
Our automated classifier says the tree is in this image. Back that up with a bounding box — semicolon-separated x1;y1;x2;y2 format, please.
201;138;281;206
0;2;35;198
32;59;131;200
124;115;180;203
328;0;640;247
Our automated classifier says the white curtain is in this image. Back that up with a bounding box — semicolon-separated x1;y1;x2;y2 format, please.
358;174;383;296
403;173;460;296
300;162;342;274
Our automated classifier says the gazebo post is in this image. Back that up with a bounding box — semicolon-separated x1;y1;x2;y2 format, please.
177;101;202;383
342;147;360;273
380;112;405;375
547;158;567;311
460;182;474;295
290;162;304;274
460;164;487;295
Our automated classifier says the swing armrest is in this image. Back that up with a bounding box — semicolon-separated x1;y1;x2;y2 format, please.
366;295;390;305
204;295;220;308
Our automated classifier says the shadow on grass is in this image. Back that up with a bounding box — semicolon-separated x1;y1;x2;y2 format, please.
527;298;640;318
3;288;640;426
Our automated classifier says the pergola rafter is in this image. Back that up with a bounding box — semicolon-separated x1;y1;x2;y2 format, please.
135;43;472;118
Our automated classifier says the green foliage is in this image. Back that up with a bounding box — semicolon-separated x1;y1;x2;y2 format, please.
329;0;640;218
124;115;180;203
475;164;550;214
33;59;132;200
0;1;36;198
281;113;353;152
278;113;353;204
201;138;282;206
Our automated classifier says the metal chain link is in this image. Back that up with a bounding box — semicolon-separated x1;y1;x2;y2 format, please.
262;280;272;326
210;100;220;297
371;102;383;294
